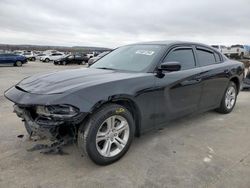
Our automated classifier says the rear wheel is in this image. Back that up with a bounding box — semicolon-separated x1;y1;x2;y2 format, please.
15;61;22;67
78;104;135;165
62;61;67;65
45;58;50;63
31;57;36;61
216;81;237;114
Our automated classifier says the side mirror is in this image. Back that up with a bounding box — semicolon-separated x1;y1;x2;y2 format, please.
159;61;181;72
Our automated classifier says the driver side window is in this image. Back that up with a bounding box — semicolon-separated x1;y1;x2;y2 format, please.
164;48;196;70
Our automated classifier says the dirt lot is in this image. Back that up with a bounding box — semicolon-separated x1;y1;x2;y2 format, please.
0;61;250;188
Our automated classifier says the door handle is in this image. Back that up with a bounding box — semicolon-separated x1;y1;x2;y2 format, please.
181;78;202;86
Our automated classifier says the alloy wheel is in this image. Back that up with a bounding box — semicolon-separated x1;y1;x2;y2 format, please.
16;61;22;67
225;86;236;109
96;115;130;157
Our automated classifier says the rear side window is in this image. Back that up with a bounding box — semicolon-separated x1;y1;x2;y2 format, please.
214;52;221;62
164;48;195;70
196;48;216;66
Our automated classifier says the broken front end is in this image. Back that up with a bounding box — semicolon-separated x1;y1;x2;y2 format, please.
13;104;86;140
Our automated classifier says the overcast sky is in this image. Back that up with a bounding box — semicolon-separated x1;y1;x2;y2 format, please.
0;0;249;48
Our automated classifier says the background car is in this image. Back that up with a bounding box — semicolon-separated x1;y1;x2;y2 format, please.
88;51;110;66
21;51;36;61
40;53;65;62
36;53;46;60
223;45;250;59
0;53;27;67
86;51;100;59
54;54;88;65
211;45;227;53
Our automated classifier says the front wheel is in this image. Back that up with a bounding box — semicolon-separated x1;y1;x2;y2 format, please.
78;104;135;165
45;58;50;63
15;61;22;67
216;81;237;114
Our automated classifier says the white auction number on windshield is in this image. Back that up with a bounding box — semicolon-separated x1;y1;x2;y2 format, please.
135;50;155;56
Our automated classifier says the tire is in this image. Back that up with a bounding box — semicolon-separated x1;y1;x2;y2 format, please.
216;81;237;114
78;104;135;165
15;61;22;67
31;57;36;61
45;58;50;63
240;53;244;59
62;61;67;65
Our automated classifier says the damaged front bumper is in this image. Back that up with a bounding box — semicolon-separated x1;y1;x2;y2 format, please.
13;104;86;140
5;85;92;142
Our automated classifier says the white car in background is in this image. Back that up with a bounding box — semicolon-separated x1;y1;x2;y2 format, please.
212;45;250;59
22;51;36;61
13;51;36;61
86;51;100;59
211;45;227;53
40;52;65;62
227;45;250;59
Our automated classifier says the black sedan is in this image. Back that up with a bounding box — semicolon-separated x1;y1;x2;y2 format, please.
4;41;244;165
54;54;88;65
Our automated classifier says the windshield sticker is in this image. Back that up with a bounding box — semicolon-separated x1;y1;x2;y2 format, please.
135;50;155;56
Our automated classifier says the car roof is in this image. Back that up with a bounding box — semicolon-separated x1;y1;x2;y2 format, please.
131;40;211;48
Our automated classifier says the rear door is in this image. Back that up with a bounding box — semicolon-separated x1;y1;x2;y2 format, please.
195;46;229;110
155;46;203;125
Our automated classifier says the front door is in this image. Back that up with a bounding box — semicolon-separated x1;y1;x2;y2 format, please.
154;46;203;125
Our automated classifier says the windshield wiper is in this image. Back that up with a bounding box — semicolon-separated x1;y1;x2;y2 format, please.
96;67;117;70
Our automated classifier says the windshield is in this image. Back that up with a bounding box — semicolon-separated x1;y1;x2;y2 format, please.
97;51;109;57
91;44;162;72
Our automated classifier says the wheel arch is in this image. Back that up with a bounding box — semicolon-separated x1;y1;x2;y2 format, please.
230;76;240;94
89;97;142;137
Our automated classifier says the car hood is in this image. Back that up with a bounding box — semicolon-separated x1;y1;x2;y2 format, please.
16;68;145;94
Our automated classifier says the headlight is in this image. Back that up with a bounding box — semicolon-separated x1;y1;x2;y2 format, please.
36;105;79;118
